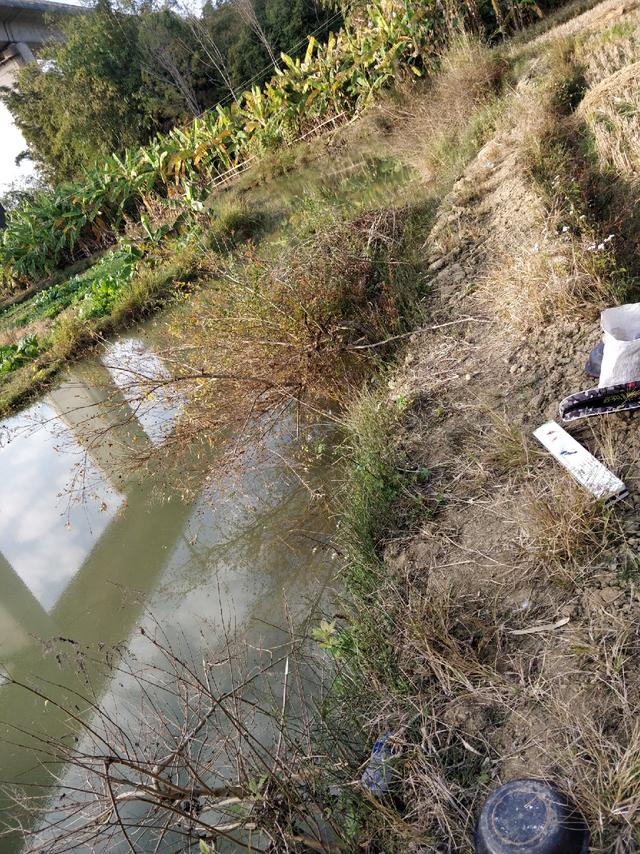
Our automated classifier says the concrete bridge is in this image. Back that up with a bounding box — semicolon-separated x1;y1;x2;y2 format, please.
0;0;81;87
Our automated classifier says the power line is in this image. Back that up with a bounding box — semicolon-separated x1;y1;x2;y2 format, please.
203;8;343;110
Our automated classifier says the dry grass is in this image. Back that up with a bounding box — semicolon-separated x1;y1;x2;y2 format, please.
338;373;640;850
477;36;619;327
579;14;640;86
483;227;614;326
481;410;538;473
386;33;508;187
579;59;640;181
520;471;616;576
548;617;640;849
519;421;626;576
333;7;640;852
406;593;640;850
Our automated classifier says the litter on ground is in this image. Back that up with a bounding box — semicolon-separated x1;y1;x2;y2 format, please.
533;421;628;505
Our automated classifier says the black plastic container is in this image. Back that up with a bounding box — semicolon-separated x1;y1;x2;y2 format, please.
585;341;604;379
475;779;589;854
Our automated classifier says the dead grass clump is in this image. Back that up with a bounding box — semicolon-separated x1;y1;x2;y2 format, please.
397;583;504;696
393;33;508;186
547;617;640;850
519;470;617;577
334;564;510;850
481;410;538;474
564;717;640;849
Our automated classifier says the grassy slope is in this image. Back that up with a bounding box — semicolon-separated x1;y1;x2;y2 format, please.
334;3;640;851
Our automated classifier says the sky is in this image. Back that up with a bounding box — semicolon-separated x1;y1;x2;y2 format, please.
0;0;86;195
0;102;36;194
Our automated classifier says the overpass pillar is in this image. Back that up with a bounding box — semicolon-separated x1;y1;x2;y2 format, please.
0;41;33;88
13;41;34;63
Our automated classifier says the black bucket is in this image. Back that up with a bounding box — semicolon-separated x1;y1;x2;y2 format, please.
475;779;589;854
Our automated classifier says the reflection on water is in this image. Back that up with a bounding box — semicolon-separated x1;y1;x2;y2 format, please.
0;402;122;616
0;327;335;852
0;152;411;850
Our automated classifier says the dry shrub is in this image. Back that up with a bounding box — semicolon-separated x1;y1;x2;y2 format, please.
518;467;617;576
154;207;423;460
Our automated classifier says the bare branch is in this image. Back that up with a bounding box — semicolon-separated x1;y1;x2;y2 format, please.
234;0;279;69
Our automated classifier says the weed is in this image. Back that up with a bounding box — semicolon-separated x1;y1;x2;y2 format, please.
520;470;617;577
482;411;538;474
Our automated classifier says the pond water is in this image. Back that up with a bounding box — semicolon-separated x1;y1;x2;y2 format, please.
0;151;414;851
0;325;337;852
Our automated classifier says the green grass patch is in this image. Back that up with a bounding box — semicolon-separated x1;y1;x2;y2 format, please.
0;247;140;332
0;237;202;414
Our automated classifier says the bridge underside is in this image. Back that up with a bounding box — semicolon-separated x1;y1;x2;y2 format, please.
0;40;33;87
0;0;80;87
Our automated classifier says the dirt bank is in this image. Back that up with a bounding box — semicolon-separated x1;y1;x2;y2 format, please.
351;6;640;849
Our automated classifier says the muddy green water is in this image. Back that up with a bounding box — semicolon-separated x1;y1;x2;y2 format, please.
0;327;336;851
0;152;414;851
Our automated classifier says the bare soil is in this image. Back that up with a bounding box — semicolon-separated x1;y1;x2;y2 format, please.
383;7;640;848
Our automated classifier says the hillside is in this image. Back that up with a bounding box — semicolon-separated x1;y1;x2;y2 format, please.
2;0;640;850
342;1;640;848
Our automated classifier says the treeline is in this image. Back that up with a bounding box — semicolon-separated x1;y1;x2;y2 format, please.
3;0;339;182
0;0;566;286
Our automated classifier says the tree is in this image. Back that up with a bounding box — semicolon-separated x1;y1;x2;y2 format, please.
2;0;153;182
235;0;279;68
2;0;340;183
139;11;202;118
181;7;240;105
226;0;340;97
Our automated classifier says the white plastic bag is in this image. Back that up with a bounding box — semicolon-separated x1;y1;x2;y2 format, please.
599;303;640;387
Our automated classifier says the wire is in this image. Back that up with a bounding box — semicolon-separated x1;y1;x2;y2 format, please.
187;6;344;110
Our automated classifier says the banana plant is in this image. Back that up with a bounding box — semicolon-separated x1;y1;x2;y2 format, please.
1;0;440;287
